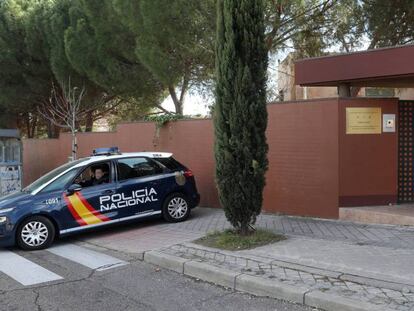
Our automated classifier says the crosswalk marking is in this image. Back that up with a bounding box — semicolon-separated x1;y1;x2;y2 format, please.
47;244;128;271
0;244;128;286
0;250;63;286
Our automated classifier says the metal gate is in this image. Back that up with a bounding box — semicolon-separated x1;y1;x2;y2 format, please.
0;129;22;196
398;101;414;203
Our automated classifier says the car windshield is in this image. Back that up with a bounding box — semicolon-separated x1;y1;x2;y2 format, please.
23;158;88;193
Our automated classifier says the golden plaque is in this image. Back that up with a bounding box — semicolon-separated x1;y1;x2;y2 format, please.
346;107;382;134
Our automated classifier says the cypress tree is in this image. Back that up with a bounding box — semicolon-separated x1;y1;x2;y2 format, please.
214;0;268;236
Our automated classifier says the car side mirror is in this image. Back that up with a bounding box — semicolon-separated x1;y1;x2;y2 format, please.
66;184;82;196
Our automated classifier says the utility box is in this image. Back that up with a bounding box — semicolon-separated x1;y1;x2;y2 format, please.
0;129;22;196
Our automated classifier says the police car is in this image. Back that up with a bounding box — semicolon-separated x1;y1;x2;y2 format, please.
0;148;200;250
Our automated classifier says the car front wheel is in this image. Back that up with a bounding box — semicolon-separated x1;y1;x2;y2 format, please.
162;193;191;222
16;216;55;250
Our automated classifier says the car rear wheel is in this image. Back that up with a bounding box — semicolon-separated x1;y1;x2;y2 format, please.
17;216;55;250
162;193;191;222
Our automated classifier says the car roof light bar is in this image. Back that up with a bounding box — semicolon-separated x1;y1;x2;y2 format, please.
92;147;121;156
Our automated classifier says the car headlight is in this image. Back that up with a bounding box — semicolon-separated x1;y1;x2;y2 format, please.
0;207;14;214
0;216;7;224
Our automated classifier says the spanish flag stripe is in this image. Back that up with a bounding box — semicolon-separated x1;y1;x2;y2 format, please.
63;194;88;226
67;193;103;225
77;192;111;222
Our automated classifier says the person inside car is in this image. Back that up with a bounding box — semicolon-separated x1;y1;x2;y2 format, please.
78;165;109;187
91;166;109;185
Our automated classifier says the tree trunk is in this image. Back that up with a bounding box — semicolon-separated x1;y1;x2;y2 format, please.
46;121;53;138
168;72;190;115
53;125;61;138
168;85;183;115
25;114;32;138
71;131;77;161
85;111;94;132
24;113;36;138
46;121;55;138
46;121;61;138
30;116;37;138
179;70;190;109
239;223;251;236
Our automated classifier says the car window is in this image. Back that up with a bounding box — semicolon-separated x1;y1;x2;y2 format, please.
117;157;163;181
73;162;111;188
24;158;87;193
40;169;79;193
154;157;186;171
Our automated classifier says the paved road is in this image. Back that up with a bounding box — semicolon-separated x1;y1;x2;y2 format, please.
0;242;312;311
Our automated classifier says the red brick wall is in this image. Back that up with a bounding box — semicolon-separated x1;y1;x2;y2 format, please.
338;98;399;206
24;98;400;217
23;121;221;209
22;100;341;218
265;99;340;218
23;98;398;218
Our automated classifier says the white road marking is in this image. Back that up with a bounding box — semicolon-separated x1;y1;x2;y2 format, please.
0;250;63;286
47;244;128;271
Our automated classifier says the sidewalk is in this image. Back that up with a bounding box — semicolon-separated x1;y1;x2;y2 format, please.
168;208;414;249
77;208;414;311
148;209;414;311
144;240;414;311
240;236;414;286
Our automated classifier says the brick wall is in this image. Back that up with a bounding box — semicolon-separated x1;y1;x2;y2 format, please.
265;99;339;218
23;98;395;218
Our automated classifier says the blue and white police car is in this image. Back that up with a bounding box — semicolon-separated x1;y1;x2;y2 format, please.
0;148;200;250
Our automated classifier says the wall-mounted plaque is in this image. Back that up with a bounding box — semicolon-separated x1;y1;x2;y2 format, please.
346;107;382;134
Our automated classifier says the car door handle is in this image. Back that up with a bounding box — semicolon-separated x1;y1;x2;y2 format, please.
102;189;115;195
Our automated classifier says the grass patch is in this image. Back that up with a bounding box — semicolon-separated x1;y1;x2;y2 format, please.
194;229;286;251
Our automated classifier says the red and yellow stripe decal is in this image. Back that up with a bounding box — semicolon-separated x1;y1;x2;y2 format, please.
63;192;111;226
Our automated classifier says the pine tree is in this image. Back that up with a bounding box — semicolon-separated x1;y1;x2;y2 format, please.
214;0;268;236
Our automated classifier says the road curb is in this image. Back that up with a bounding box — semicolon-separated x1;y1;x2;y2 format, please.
235;274;307;304
184;260;240;289
142;250;397;311
304;290;384;311
144;251;191;274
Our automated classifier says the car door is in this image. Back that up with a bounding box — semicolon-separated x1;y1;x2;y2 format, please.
35;168;81;232
115;157;167;216
63;161;118;229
